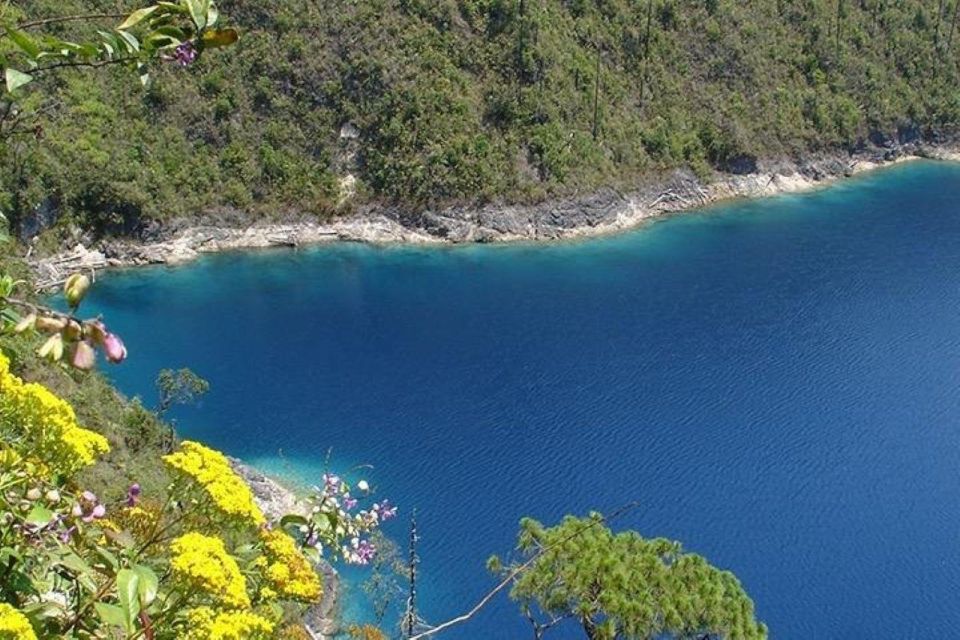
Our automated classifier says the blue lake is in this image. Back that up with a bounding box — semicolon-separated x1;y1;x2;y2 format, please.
85;161;960;637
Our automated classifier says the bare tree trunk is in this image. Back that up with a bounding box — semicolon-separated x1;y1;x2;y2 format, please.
949;0;960;55
936;0;947;47
516;0;526;107
639;0;654;109
592;43;601;140
835;0;844;59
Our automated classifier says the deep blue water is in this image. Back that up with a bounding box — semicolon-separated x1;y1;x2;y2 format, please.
84;161;960;638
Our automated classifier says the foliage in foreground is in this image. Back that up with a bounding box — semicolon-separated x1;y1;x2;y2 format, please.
3;0;960;237
0;257;394;638
493;515;767;640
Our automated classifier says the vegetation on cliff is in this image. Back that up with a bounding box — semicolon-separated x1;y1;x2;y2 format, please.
2;0;959;238
0;3;783;636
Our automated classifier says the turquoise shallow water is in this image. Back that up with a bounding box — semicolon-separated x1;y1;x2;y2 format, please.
85;161;960;637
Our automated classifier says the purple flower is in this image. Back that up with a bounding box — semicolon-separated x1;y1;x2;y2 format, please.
356;539;376;564
343;494;358;511
322;473;341;495
126;483;141;507
173;41;198;66
375;500;397;521
59;526;76;544
103;333;127;364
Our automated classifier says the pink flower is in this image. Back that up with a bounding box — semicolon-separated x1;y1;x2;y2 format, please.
102;333;127;364
83;504;106;523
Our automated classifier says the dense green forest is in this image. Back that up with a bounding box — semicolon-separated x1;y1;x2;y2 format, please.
3;0;959;235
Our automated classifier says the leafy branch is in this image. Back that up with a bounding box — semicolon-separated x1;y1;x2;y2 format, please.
407;501;641;640
2;0;239;93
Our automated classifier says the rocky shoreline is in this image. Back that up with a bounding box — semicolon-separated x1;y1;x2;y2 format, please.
230;460;341;640
27;141;960;288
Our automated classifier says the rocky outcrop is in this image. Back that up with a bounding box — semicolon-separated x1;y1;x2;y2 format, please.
27;142;960;285
230;461;340;640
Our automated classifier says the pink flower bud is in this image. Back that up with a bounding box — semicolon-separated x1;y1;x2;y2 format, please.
84;320;107;346
102;333;127;364
69;341;96;371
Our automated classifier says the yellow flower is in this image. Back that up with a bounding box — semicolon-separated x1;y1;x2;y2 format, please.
0;603;37;640
182;607;274;640
163;441;264;525
170;532;250;608
258;586;277;601
259;529;322;602
0;351;109;473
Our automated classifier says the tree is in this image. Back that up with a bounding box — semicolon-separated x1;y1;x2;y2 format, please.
156;367;210;416
494;514;767;640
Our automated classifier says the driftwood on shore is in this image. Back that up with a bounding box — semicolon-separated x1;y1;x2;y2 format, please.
30;245;106;291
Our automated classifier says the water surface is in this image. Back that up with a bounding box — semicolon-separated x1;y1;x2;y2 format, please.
87;161;960;637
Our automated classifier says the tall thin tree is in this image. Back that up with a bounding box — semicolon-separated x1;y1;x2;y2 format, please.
936;0;947;47
949;0;960;55
639;0;654;109
835;0;845;59
404;509;420;638
592;42;602;140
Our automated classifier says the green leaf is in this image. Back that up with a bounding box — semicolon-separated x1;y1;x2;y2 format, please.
4;68;32;93
24;505;52;527
185;0;210;31
103;528;136;550
133;565;159;606
117;569;141;634
201;28;238;49
146;26;188;50
138;64;150;87
21;602;62;624
280;514;309;528
4;28;40;58
54;552;97;592
91;546;119;574
159;1;188;14
94;603;126;629
118;6;161;31
116;30;140;53
207;2;220;27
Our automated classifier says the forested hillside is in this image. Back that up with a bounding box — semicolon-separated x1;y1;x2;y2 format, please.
3;0;959;235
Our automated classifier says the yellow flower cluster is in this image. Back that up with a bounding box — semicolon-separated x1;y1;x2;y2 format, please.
260;529;322;602
182;607;274;640
170;533;250;609
163;441;265;525
0;603;37;640
0;351;109;473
